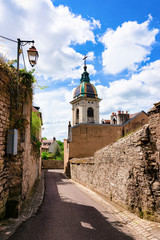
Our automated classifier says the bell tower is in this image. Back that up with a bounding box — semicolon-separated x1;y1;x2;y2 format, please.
70;56;101;126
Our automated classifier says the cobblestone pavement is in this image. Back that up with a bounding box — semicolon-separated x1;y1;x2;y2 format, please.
0;170;45;240
0;170;160;240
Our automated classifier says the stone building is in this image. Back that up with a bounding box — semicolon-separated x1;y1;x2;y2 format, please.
41;139;53;152
48;137;60;156
64;62;148;174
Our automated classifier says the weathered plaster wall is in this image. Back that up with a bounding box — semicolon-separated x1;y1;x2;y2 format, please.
0;64;41;219
69;124;123;158
70;105;160;221
64;139;70;175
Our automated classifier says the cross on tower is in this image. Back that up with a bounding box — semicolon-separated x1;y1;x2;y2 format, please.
83;55;88;71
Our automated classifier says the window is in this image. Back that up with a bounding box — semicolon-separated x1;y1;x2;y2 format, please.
76;108;79;124
76;108;79;119
87;107;94;117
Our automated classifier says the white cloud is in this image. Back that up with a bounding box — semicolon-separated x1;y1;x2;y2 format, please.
100;15;159;74
35;61;160;140
35;60;160;140
97;60;160;120
34;88;73;140
0;0;100;80
90;17;101;29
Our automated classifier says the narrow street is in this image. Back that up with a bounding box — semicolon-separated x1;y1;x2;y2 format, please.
8;170;136;240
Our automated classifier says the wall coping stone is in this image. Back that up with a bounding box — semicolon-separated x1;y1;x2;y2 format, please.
70;157;94;164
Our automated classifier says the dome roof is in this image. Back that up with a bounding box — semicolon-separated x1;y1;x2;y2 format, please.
73;65;98;99
73;81;98;99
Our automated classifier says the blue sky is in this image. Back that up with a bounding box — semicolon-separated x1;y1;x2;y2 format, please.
0;0;160;140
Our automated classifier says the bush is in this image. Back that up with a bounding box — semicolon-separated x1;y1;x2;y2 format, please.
57;140;64;151
41;152;54;159
41;152;49;159
31;112;42;151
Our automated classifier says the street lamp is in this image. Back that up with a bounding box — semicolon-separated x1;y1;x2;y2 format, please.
0;35;39;70
27;45;39;67
17;38;39;71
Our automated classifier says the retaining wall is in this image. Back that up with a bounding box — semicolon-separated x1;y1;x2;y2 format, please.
70;103;160;221
42;159;64;169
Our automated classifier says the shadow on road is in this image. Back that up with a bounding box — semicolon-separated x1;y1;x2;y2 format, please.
9;170;134;240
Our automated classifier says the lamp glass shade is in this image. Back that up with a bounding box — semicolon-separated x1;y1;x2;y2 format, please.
27;46;39;67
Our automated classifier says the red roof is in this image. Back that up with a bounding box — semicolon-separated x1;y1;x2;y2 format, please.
42;140;53;143
104;120;110;124
32;106;39;112
41;145;49;149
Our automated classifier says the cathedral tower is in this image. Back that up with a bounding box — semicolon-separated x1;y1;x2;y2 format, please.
70;56;101;126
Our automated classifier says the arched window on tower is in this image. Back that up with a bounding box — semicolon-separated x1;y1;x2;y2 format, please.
87;107;94;123
76;108;79;124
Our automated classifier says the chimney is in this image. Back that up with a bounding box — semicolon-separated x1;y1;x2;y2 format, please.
122;111;124;114
118;110;121;114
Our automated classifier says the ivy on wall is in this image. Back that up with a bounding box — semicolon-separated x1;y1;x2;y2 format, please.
0;57;41;150
31;112;42;150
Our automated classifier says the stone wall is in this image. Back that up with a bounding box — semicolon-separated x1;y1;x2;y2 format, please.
70;104;160;221
0;61;41;219
0;71;10;219
42;159;64;169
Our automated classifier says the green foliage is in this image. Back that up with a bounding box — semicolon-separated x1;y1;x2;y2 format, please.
41;152;48;159
54;148;60;157
56;140;64;160
57;140;64;151
31;112;41;150
0;57;42;153
41;140;64;161
42;137;47;140
0;57;36;131
31;112;41;138
60;150;64;160
41;152;53;159
37;84;49;90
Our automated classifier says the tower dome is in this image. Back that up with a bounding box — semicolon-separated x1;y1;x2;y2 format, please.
73;81;98;99
70;55;101;126
73;64;98;99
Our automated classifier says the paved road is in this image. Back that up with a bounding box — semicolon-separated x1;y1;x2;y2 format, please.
9;170;135;240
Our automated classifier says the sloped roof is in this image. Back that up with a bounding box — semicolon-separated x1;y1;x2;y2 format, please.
122;111;148;126
48;141;60;154
129;112;140;119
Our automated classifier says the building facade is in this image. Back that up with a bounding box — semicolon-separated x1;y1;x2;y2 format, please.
64;62;148;175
